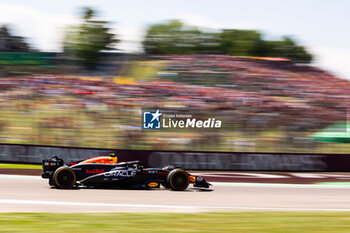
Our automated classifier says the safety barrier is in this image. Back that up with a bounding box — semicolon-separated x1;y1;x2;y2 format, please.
0;143;349;171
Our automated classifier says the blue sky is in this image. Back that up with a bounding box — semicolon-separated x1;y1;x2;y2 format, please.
0;0;349;79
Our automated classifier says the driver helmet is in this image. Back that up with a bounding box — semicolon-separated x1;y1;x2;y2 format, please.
108;152;118;163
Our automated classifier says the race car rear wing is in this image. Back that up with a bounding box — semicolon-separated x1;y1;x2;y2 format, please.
42;156;64;179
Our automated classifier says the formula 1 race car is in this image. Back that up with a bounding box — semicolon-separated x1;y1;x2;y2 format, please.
42;153;211;191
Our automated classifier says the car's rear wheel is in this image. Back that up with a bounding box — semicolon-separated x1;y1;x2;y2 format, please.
53;166;76;189
167;169;190;191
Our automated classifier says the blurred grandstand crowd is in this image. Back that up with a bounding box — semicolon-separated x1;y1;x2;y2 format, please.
0;55;348;153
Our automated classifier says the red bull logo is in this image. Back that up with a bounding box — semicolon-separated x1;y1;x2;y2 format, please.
85;169;104;174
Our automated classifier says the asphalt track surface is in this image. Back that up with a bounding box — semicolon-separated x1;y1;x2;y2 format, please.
2;174;350;213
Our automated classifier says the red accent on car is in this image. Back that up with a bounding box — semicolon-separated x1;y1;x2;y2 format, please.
85;169;105;174
158;171;169;174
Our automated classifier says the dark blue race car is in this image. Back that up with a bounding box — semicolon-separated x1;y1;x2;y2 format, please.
42;153;211;191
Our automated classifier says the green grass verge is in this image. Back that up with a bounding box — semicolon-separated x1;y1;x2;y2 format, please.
1;212;350;232
0;163;41;169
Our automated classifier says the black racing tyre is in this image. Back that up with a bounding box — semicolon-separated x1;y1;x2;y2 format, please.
161;182;171;189
53;166;76;189
166;169;190;191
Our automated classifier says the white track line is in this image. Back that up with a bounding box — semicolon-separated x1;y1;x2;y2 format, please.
0;199;195;210
1;199;350;211
0;174;41;180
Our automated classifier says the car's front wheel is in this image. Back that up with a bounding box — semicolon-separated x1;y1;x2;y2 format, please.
166;169;190;191
161;182;171;189
53;166;76;189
